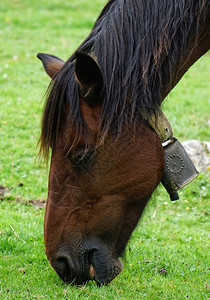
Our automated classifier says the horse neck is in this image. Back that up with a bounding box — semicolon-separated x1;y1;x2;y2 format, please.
163;17;210;100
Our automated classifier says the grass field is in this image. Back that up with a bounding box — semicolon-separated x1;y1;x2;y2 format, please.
0;0;209;299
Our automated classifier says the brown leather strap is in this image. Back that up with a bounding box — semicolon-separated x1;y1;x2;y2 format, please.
144;110;173;142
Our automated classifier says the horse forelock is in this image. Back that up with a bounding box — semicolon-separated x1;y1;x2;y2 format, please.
40;0;209;158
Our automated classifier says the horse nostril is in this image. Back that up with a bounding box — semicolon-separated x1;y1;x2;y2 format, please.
55;257;71;280
57;257;68;270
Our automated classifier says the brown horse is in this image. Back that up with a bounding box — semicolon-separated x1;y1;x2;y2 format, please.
37;0;210;285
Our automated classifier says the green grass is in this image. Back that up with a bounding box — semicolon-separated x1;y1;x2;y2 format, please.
1;180;209;299
0;0;209;299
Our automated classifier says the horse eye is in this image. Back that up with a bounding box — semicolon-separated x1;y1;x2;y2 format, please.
70;148;95;169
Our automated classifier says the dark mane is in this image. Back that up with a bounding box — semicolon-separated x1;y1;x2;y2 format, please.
40;0;209;158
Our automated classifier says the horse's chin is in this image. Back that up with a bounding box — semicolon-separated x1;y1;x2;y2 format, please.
91;256;123;285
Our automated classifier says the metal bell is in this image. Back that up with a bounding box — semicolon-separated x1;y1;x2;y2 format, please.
161;138;199;201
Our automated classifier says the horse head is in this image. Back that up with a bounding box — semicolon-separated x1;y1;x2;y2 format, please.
38;52;164;285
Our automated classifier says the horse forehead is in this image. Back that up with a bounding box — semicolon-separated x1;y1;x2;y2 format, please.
80;101;101;132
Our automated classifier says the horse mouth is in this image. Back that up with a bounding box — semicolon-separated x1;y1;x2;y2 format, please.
54;250;123;285
89;264;95;280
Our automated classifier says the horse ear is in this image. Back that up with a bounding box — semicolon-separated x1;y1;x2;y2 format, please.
74;51;103;106
37;53;65;78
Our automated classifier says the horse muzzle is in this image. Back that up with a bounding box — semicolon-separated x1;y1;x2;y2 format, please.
51;241;123;285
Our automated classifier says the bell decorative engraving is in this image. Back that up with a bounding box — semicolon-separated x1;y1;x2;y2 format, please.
161;138;199;201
